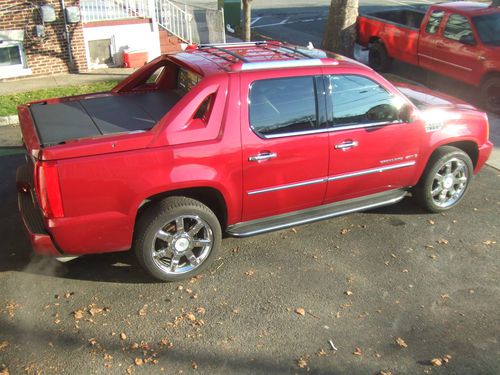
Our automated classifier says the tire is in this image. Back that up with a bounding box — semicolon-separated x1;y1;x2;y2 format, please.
414;146;473;213
134;196;222;281
368;41;392;72
480;76;500;114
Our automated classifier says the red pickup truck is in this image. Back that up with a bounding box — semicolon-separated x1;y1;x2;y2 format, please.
16;42;493;281
357;2;500;112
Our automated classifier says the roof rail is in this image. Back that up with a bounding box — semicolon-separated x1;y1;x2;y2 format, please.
199;41;267;48
231;58;339;72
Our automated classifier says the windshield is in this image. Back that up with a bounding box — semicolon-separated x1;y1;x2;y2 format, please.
472;13;500;46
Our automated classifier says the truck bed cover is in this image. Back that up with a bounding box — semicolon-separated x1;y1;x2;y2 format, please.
30;90;181;146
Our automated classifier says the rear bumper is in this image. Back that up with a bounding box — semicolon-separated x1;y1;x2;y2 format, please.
17;164;61;256
475;141;493;173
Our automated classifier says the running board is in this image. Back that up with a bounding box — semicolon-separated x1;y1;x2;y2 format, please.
226;189;407;238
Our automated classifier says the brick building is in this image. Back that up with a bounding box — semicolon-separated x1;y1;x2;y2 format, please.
0;0;88;79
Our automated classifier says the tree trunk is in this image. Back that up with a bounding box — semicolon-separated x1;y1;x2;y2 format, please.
321;0;359;57
242;0;252;42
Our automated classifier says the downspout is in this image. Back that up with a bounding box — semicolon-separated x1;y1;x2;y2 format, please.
59;0;75;68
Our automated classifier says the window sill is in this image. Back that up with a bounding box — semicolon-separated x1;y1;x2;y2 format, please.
0;68;32;80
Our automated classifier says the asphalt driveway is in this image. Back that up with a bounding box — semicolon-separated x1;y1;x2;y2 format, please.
1;151;498;375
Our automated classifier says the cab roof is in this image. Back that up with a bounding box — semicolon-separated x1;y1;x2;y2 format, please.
434;1;498;16
168;41;368;77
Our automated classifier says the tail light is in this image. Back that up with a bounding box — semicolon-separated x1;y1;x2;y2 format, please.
35;161;64;218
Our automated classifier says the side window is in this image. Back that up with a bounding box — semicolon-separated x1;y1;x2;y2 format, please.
249;76;318;137
328;75;402;127
444;14;475;43
425;10;445;34
146;66;165;84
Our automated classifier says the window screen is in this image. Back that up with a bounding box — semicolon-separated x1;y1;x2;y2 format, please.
425;10;444;34
328;75;401;126
444;14;474;43
0;44;22;67
249;76;318;137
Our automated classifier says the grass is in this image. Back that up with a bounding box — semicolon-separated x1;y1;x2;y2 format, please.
0;80;120;117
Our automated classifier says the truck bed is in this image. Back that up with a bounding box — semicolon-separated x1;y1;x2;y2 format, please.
30;90;182;146
364;8;425;29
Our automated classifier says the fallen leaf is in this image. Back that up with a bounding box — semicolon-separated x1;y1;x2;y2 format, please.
88;338;98;346
185;312;197;322
191;362;198;369
442;354;452;363
176;285;184;291
316;348;327;357
441;294;450;299
73;309;84;320
64;292;74;299
291;228;297;234
244;270;255;276
378;371;393;375
295;308;306;316
134;358;144;366
345;290;353;296
402;269;409;273
427;219;435;225
89;305;103;316
431;358;442;367
353;347;363;356
120;332;127;340
437;239;449;245
0;367;9;375
0;341;8;351
4;301;20;318
103;353;113;361
138;305;147;317
483;240;496;246
395;337;408;348
296;357;308;368
126;365;133;374
340;228;350;235
196;307;206;315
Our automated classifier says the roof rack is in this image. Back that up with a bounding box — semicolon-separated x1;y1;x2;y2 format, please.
232;58;339;72
198;44;250;63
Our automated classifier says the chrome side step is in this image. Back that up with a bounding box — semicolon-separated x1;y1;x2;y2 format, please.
226;189;407;238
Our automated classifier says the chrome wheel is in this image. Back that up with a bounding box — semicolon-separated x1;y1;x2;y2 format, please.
151;215;213;275
430;158;468;208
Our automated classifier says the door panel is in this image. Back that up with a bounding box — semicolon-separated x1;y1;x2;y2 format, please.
240;73;329;222
323;74;421;203
418;10;446;71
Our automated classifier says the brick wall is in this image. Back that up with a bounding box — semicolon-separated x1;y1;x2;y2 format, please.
0;0;88;76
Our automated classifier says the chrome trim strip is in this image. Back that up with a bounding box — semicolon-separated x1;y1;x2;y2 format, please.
261;120;402;139
417;53;473;72
328;161;416;181
247;161;416;196
247;177;327;196
230;191;407;237
241;59;328;71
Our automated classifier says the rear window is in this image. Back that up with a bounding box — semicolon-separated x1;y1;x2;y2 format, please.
472;13;500;46
177;68;202;95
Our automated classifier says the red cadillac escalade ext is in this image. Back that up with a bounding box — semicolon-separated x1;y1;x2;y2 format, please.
357;2;500;112
16;41;493;281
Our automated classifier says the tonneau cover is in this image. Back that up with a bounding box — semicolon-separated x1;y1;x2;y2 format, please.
30;91;181;146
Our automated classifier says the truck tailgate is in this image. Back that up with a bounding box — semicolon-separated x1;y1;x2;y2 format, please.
28;91;181;146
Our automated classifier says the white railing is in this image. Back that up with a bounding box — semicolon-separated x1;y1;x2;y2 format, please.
81;0;150;23
155;0;193;43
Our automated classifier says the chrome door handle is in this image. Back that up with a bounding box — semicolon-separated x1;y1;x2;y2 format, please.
248;152;277;162
334;141;359;150
478;56;486;61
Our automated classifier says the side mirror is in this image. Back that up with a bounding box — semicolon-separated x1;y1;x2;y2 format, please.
460;34;476;46
399;104;414;123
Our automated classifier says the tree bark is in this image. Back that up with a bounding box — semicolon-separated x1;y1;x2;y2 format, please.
242;0;252;42
321;0;359;57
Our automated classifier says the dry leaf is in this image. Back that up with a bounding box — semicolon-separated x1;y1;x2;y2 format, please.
126;365;133;374
89;305;103;316
427;219;435;225
378;371;393;375
296;357;308;368
295;307;306;316
316;348;327;357
0;341;8;351
431;358;442;366
244;270;255;276
483;240;496;246
186;312;197;322
120;332;127;340
103;353;113;361
64;292;74;299
441;294;450;299
340;228;350;235
395;337;408;348
442;354;452;363
192;362;198;369
196;307;206;315
134;358;144;366
138;305;147;317
437;239;449;245
88;338;98;346
73;309;84;320
0;367;9;375
353;347;363;356
345;290;353;296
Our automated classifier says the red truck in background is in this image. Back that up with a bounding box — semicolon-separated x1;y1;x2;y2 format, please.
357;1;500;112
16;42;493;281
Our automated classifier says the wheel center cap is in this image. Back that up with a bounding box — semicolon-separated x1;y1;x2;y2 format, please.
174;238;190;252
443;176;454;189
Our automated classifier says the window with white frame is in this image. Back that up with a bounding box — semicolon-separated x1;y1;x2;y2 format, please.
0;40;31;78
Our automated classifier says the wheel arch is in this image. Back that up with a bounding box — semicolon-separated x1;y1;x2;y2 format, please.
136;187;228;233
480;70;500;86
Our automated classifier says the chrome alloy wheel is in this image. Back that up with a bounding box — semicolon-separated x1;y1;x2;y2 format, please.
430;158;468;208
151;215;213;275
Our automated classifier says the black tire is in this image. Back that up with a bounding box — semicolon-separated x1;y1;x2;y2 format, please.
414;146;473;213
134;196;222;281
368;41;392;72
480;76;500;113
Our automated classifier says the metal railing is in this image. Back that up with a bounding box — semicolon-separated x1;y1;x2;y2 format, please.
155;0;193;43
81;0;150;23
